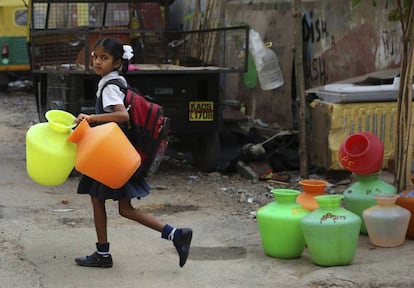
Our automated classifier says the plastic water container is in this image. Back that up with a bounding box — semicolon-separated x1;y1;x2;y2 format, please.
300;195;361;266
297;179;328;211
338;132;384;175
363;194;410;247
397;188;414;239
243;52;258;88
68;119;141;189
249;29;284;90
26;110;77;186
343;173;396;234
256;189;309;259
256;46;284;90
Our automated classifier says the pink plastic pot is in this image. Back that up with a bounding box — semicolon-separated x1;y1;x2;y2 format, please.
338;132;384;175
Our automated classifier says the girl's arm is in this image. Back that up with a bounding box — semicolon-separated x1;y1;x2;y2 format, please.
75;104;129;124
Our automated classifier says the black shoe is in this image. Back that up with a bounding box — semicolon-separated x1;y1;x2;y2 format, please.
75;252;113;268
173;228;193;268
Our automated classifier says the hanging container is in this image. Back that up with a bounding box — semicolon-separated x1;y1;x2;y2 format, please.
300;195;361;266
67;119;141;189
363;194;410;247
256;189;309;258
243;52;258;89
343;173;396;234
338;132;384;175
297;179;329;211
396;188;414;238
249;29;284;90
26;110;77;186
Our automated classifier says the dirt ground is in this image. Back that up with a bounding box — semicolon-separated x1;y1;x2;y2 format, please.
1;90;414;288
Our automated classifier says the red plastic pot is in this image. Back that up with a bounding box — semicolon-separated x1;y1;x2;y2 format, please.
338;132;384;175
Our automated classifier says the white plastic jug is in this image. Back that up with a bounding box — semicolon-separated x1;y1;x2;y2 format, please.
249;29;284;90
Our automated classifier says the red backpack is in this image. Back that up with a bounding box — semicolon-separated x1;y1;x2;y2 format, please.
101;79;170;179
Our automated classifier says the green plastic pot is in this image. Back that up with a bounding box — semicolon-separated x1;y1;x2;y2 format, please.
343;173;396;234
256;189;309;259
301;195;361;266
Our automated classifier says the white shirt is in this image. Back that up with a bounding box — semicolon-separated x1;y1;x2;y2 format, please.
96;71;127;112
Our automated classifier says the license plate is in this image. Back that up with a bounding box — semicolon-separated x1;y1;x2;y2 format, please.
189;101;214;121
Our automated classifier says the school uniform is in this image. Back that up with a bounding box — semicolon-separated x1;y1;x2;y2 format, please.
77;71;150;200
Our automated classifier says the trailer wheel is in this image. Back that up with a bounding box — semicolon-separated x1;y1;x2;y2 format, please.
192;131;220;172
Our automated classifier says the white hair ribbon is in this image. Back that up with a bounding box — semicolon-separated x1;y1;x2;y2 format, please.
122;45;134;60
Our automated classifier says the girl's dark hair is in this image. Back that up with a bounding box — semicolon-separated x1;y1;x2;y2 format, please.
93;37;129;74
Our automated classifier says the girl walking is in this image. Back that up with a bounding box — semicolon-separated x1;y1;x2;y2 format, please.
74;37;192;268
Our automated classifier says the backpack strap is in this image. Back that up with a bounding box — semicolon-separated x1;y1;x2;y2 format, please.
99;79;129;110
100;79;127;97
101;79;149;103
98;79;131;130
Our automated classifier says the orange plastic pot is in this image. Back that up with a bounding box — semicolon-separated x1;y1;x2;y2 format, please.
338;132;384;175
68;120;141;189
396;188;414;239
297;179;328;211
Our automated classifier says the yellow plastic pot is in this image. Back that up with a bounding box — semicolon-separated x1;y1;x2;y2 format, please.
26;110;77;186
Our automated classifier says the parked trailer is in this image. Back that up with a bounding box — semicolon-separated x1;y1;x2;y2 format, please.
29;0;248;172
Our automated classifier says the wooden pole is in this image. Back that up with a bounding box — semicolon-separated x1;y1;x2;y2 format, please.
395;0;414;192
191;0;202;59
292;0;308;178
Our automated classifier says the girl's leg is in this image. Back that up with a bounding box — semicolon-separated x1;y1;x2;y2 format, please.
118;198;164;231
118;198;192;267
75;196;113;268
91;196;108;243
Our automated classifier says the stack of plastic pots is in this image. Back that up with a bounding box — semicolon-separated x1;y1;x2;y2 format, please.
339;132;397;234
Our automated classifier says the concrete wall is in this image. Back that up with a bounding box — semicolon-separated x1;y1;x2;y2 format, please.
225;0;402;129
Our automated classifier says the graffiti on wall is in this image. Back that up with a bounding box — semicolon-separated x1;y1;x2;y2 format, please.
302;10;334;85
302;12;329;43
302;8;399;87
382;29;397;56
307;57;328;84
